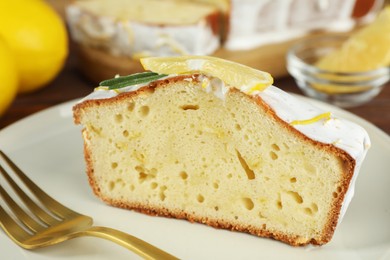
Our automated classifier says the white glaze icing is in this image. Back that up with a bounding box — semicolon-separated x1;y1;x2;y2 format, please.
79;73;370;224
66;4;219;57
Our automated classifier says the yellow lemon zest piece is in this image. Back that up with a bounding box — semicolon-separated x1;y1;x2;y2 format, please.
247;82;269;94
94;86;109;91
201;78;210;89
290;112;332;126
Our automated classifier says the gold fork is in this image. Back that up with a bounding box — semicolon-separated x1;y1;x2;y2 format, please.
0;150;178;259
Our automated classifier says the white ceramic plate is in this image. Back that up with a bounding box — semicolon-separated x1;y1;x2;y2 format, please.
0;97;389;260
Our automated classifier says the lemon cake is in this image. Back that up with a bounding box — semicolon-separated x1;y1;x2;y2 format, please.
66;0;220;57
66;0;220;81
73;56;370;246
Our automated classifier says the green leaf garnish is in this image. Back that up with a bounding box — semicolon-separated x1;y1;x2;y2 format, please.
99;72;167;90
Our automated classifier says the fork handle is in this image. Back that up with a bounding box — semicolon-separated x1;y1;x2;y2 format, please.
78;226;179;260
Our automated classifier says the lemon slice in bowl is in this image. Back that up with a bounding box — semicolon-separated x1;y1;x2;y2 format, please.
316;6;390;72
309;6;390;95
140;56;274;94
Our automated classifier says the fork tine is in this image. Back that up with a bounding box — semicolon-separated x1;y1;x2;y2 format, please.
0;204;32;246
0;163;59;226
0;184;46;233
0;151;77;219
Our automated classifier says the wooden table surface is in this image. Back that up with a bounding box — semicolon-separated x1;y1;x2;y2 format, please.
0;49;389;135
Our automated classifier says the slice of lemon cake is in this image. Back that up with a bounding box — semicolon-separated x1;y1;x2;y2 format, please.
73;56;370;246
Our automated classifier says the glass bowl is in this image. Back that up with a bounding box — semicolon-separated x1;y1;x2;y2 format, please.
286;35;389;107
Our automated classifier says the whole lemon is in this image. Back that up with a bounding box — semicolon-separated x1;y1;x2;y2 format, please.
0;38;18;117
0;0;68;93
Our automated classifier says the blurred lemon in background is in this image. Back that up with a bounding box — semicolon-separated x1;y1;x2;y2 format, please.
316;6;390;72
0;0;68;94
0;38;18;116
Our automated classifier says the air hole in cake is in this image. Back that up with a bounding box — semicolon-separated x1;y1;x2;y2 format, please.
227;173;233;179
108;181;115;191
337;186;343;193
180;171;188;180
150;182;158;189
159;186;167;201
213;182;219;189
311;203;319;213
130;185;135;191
236;150;255;180
244;134;249;141
290;177;297;183
283;143;290;150
136;152;145;161
139;172;147;183
287;191;303;204
214;206;219;211
272;144;280;151
135;165;144;172
115;114;123;123
242;198;254;210
259;212;266;219
180;104;199;110
332;192;338;198
235;124;242;130
139;106;150;117
197;194;205;203
122;130;129;137
127;102;135;112
304;208;314;216
270;151;278;160
111;162;118;169
231;112;236;118
277;200;283;210
115;142;126;151
136;165;157;183
234;216;239;220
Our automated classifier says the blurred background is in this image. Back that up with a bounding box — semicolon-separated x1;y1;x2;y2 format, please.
0;0;389;133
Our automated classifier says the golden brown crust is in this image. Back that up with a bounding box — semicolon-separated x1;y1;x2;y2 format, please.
73;75;356;246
